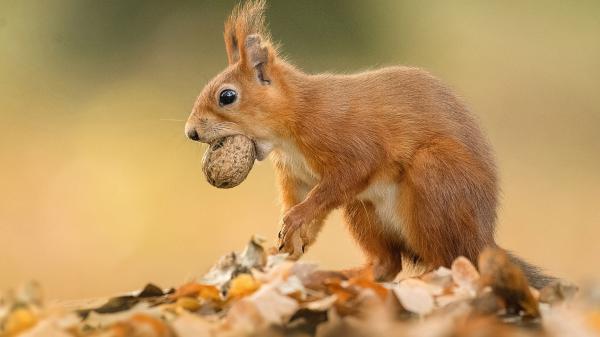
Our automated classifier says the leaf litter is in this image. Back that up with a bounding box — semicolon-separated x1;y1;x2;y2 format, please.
1;237;599;337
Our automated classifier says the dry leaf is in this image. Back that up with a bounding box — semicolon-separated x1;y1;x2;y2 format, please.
245;284;298;325
201;237;267;296
227;274;260;301
227;284;298;329
171;283;221;302
393;279;434;315
81;303;165;331
421;267;454;294
201;253;239;292
452;256;480;291
303;296;338;312
3;307;38;336
276;275;307;300
347;269;388;301
17;318;72;337
324;278;356;305
238;235;267;271
171;312;213;337
175;297;201;312
4;236;598;337
103;313;174;337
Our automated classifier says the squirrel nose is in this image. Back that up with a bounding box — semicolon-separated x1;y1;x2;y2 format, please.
186;127;200;142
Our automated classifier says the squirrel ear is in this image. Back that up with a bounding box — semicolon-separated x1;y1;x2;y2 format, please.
224;30;240;65
244;34;271;85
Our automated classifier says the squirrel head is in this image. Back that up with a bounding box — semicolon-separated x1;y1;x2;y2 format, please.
185;0;289;161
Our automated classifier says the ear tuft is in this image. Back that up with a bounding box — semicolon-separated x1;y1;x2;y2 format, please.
224;0;272;65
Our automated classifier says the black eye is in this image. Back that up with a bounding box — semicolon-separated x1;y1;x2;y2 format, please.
219;89;237;106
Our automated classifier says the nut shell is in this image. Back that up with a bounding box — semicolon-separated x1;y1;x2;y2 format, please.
202;135;256;188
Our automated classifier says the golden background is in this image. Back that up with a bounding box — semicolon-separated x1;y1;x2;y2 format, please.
1;1;599;300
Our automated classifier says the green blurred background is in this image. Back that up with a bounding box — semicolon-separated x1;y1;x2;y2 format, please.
1;0;599;300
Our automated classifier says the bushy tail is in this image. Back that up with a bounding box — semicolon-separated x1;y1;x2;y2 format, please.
505;251;556;289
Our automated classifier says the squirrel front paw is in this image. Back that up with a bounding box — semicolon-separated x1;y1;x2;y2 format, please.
277;207;310;260
277;230;305;260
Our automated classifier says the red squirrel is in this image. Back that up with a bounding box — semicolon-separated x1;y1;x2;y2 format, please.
185;0;553;288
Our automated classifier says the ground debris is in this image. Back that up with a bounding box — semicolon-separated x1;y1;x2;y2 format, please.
1;238;599;337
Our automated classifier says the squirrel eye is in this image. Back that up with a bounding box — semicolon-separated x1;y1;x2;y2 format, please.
219;89;237;106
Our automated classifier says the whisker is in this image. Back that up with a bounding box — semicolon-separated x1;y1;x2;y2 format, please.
159;118;185;122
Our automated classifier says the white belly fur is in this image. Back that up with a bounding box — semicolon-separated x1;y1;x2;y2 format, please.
276;141;320;186
356;180;405;237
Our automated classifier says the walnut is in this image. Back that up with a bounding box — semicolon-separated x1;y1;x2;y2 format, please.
202;135;256;188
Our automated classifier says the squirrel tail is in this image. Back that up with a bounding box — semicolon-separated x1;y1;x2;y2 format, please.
504;250;556;289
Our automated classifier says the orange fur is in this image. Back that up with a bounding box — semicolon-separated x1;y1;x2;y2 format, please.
185;1;552;287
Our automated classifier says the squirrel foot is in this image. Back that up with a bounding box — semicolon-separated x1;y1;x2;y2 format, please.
277;206;311;260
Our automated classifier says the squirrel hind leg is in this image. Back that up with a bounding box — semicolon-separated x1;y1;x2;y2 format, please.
343;200;407;282
398;141;497;269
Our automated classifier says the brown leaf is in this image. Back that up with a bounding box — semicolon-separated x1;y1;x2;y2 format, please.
17;318;72;337
227;274;260;301
452;256;480;291
347;268;389;301
3;307;38;336
105;313;174;337
175;297;201;312
170;312;213;337
324;278;356;305
421;267;454;295
392;279;434;315
170;283;220;302
226;284;298;329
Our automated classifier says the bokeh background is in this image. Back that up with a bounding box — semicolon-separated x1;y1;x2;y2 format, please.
1;0;599;300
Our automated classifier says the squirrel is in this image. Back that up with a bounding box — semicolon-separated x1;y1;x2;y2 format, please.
185;0;554;289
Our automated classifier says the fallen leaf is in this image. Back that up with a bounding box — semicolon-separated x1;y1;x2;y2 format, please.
17;317;72;337
238;235;267;271
3;307;38;336
421;267;454;295
103;313;174;337
171;283;220;302
175;297;201;312
247;284;298;325
303;295;338;312
201;252;239;292
137;284;167;298
324;278;356;305
227;274;260;300
452;256;480;291
347;269;388;301
276;275;307;301
393;279;434;315
171;312;213;337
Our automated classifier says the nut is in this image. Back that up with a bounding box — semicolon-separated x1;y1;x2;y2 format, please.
202;135;255;188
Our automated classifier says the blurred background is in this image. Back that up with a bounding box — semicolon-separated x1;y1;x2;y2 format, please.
1;0;599;300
